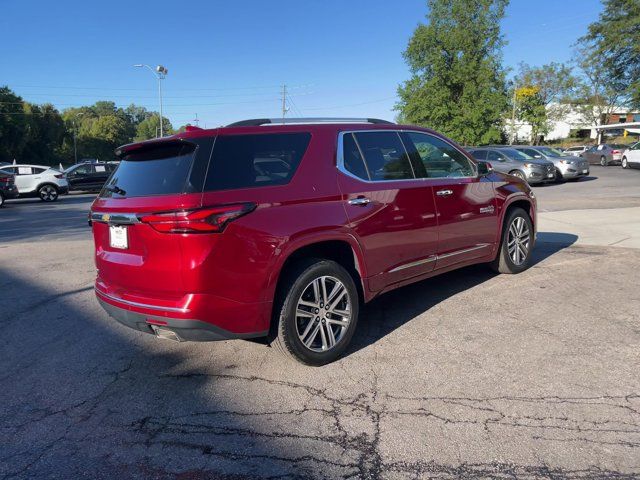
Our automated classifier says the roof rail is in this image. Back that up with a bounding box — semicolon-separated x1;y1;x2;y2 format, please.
226;117;393;127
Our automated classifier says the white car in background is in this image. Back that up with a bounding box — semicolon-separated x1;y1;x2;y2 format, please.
621;142;640;169
0;164;69;201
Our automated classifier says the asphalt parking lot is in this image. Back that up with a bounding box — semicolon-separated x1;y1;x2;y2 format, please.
1;167;639;479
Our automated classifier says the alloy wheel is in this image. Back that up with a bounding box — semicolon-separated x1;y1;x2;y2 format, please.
39;185;58;201
600;156;607;167
507;216;530;266
295;276;351;352
622;157;628;169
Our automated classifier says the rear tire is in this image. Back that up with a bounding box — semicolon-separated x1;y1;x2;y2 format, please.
272;259;359;366
491;207;534;274
38;184;59;202
600;156;608;167
622;157;629;169
0;192;4;208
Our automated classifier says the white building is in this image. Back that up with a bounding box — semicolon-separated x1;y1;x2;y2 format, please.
509;104;640;142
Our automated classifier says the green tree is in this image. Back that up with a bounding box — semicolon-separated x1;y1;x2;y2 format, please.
396;0;508;145
572;43;623;129
514;63;577;143
0;87;28;163
134;114;174;141
579;0;640;108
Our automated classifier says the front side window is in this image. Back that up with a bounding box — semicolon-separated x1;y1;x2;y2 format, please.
469;149;487;160
351;131;414;181
205;133;310;191
406;132;475;178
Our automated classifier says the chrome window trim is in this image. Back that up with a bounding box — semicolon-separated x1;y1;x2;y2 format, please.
337;129;480;183
336;130;420;184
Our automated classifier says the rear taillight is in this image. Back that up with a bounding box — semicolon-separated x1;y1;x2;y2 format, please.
612;150;620;154
54;174;65;179
138;203;256;233
0;177;12;185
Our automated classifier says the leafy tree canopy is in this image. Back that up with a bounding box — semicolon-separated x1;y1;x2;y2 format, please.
580;0;640;108
396;0;509;145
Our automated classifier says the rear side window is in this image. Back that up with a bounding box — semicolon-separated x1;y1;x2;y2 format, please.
342;133;370;180
204;133;310;191
101;142;197;198
352;131;414;181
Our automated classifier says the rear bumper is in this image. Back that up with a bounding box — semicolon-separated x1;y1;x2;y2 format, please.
95;286;270;342
1;186;19;199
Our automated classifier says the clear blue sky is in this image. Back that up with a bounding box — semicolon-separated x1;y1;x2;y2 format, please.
0;0;602;128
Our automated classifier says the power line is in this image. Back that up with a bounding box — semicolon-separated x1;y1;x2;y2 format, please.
8;83;314;92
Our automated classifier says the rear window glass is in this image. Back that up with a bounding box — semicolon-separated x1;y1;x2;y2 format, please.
100;143;196;198
204;133;310;191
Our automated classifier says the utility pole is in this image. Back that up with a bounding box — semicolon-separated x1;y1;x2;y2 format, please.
510;83;518;145
193;113;200;127
281;84;287;123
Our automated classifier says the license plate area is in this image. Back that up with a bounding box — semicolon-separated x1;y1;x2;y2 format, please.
109;225;128;249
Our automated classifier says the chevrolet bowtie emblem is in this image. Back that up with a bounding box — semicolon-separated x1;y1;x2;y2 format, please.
102;214;110;222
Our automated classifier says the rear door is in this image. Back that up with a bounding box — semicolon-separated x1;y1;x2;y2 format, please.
404;132;498;269
11;166;35;192
629;143;640;165
92;164;111;189
68;164;94;190
337;130;438;291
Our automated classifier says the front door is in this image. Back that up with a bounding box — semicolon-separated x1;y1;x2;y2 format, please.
403;132;498;269
337;130;439;292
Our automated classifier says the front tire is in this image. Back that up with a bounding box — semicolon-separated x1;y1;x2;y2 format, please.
491;207;534;274
600;156;608;167
622;157;629;169
38;184;59;202
272;259;359;366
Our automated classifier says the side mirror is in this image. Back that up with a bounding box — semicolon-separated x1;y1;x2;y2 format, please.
477;161;492;176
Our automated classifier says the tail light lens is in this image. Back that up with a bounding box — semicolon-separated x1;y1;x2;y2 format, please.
0;176;12;185
611;150;620;154
138;203;256;233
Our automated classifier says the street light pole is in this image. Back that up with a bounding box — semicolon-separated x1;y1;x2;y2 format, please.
134;64;168;137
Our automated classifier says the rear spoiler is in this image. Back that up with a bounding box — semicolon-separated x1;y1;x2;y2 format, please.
114;137;197;158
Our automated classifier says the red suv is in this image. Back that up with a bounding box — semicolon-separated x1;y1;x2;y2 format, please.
90;118;536;365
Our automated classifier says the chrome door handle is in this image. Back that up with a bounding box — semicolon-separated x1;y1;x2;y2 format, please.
436;189;453;197
348;197;371;206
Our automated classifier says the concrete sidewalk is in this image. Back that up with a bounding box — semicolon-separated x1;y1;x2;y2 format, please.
538;206;640;249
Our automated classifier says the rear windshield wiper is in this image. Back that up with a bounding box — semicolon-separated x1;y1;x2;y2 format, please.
104;185;127;196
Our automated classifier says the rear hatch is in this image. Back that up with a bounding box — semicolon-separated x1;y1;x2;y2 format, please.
91;137;213;304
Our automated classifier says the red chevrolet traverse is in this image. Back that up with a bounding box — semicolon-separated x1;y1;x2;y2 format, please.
90;118;536;365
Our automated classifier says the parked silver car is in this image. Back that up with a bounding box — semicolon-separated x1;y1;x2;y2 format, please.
582;144;626;166
506;146;590;181
467;147;555;184
563;145;589;157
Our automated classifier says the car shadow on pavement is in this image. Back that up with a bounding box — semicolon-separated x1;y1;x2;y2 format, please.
349;231;578;355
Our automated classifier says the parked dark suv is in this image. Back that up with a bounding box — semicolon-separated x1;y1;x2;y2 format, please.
90;118;537;365
65;162;118;192
0;169;19;207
